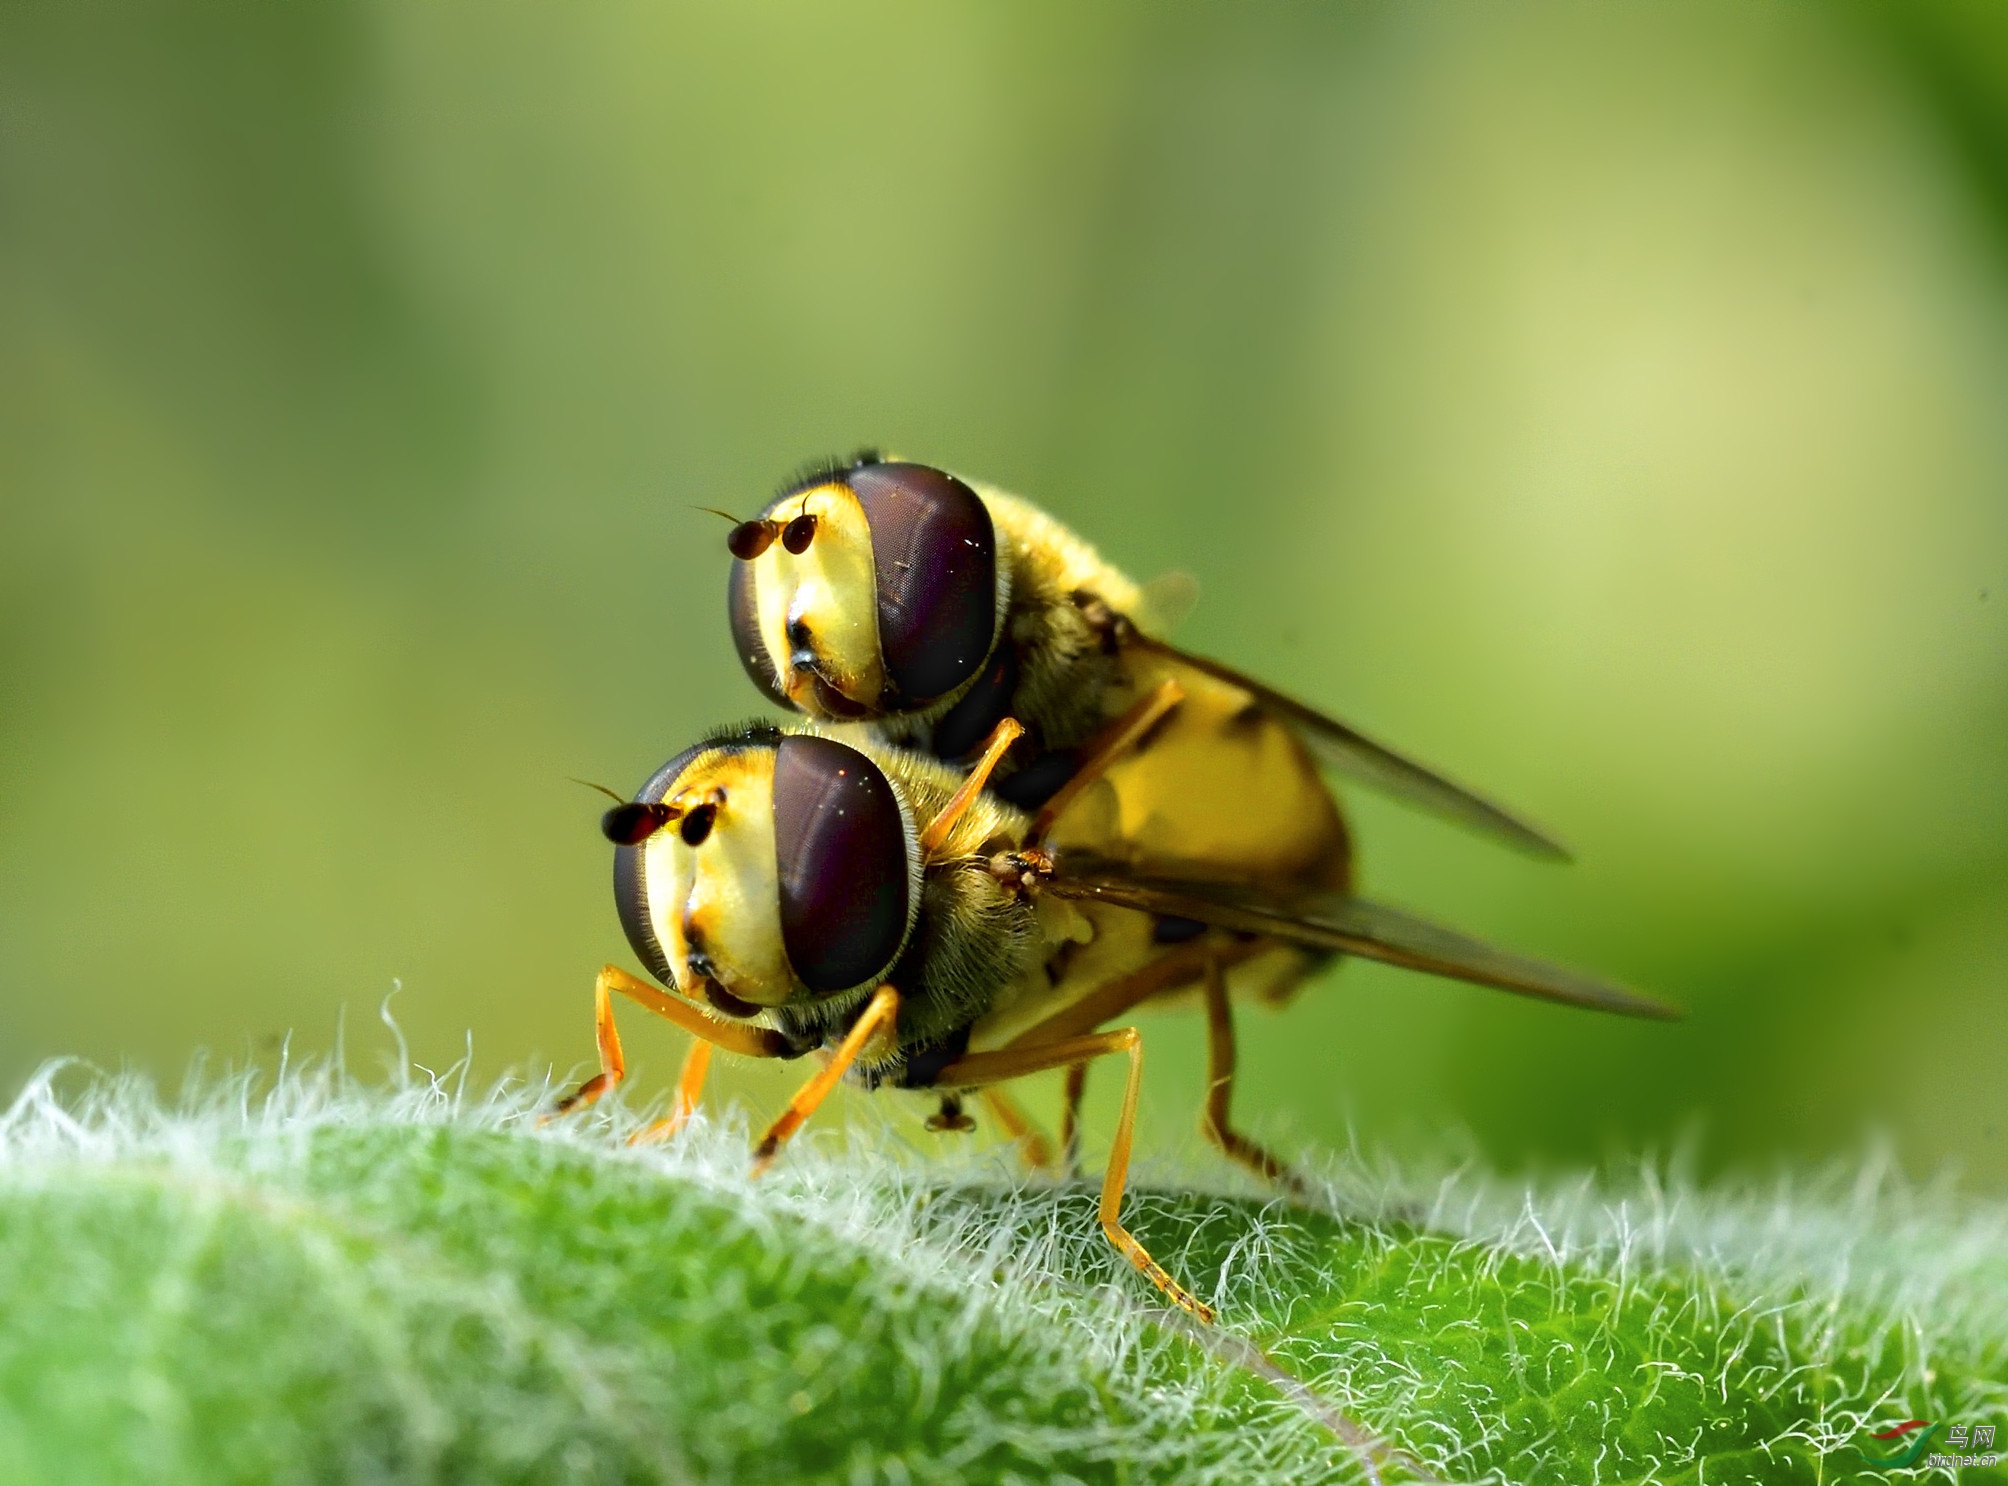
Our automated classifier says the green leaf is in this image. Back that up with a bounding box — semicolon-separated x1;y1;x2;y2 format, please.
1;1067;2002;1485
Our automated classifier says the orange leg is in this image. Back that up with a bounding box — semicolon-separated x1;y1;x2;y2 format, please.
545;964;791;1122
919;717;1025;858
1200;956;1307;1199
1029;677;1185;843
673;1038;714;1124
977;1086;1059;1171
545;967;631;1119
1059;1060;1088;1176
936;1027;1214;1324
752;984;901;1174
628;1038;715;1147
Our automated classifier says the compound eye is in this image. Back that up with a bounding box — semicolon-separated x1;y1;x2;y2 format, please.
770;735;914;995
610;743;708;988
847;463;997;704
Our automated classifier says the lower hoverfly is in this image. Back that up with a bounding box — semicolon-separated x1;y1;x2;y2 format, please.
554;695;1675;1323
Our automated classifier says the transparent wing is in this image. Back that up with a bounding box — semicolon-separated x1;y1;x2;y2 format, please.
1133;570;1201;637
1128;634;1570;860
1045;854;1678;1020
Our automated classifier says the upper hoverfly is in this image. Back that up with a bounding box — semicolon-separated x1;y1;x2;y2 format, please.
554;704;1677;1324
719;451;1564;854
710;452;1607;1156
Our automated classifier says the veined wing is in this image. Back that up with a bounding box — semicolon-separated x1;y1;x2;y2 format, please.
1127;634;1570;861
1045;854;1677;1020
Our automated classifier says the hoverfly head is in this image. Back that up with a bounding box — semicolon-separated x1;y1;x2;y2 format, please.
611;728;919;1017
726;454;1003;722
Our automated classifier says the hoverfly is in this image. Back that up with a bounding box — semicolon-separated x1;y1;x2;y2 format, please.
712;453;1598;1169
553;702;1675;1323
718;451;1563;857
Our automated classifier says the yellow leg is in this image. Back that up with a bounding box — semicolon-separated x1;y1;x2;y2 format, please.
1029;677;1185;843
1059;1061;1088;1176
977;1086;1059;1172
545;965;791;1123
752;984;901;1174
1200;957;1307;1199
919;717;1025;858
628;1038;714;1147
936;1027;1214;1325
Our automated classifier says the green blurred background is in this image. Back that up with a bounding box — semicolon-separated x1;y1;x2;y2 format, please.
3;1;2005;1188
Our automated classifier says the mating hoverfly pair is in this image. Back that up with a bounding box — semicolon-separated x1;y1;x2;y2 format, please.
555;453;1675;1323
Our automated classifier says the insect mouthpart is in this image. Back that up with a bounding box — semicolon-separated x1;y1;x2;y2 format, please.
807;674;871;719
702;977;761;1020
785;645;875;719
682;944;763;1019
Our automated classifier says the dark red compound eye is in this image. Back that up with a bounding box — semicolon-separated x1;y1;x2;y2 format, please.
847;463;998;705
770;735;913;995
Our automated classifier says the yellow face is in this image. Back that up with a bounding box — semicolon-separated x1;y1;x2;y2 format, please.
640;748;797;1007
746;483;887;719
